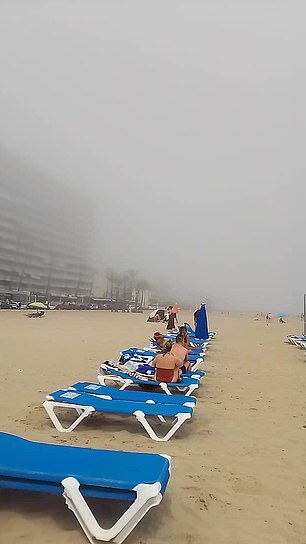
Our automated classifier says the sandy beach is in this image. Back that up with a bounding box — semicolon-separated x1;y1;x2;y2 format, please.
0;310;305;544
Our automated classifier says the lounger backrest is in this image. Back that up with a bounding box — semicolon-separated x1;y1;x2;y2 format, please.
71;382;197;405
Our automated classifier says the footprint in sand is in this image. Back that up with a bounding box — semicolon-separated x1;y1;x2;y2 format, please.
199;497;208;511
209;493;217;501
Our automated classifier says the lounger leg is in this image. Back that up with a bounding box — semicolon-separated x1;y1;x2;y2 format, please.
43;401;95;432
159;383;171;395
133;410;192;441
97;374;133;391
145;400;166;423
62;477;163;544
175;384;199;396
191;359;203;371
159;382;199;396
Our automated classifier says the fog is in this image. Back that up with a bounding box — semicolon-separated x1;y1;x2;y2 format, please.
0;1;305;312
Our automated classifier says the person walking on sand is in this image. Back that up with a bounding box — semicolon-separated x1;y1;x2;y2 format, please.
266;312;272;325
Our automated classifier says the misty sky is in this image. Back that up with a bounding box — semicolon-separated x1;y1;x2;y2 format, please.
0;1;305;312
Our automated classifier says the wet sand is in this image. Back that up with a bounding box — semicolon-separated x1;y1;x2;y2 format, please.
0;310;305;544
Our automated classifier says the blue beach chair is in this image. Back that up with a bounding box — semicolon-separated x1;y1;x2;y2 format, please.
98;362;203;395
184;322;216;339
70;381;198;406
120;347;204;372
164;332;208;348
122;345;205;365
0;431;171;543
287;335;306;346
44;389;195;441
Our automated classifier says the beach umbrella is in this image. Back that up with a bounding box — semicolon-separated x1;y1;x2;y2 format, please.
277;313;286;317
195;303;209;340
28;302;47;309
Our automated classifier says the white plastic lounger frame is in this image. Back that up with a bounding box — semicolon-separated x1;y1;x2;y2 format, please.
43;395;194;441
97;364;199;396
43;399;96;432
189;358;204;372
62;477;164;544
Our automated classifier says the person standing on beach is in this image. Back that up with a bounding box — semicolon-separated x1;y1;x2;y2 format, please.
266;312;272;325
194;308;200;328
166;306;177;331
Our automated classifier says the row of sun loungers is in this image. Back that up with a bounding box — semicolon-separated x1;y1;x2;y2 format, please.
0;320;215;543
287;334;306;353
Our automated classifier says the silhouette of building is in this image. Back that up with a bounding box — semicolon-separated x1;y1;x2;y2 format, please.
0;150;93;302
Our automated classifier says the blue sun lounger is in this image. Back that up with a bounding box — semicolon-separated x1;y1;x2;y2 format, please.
184;322;216;339
44;389;195;441
120;347;205;372
287;335;306;345
109;361;205;380
70;381;197;406
98;362;203;395
0;431;171;543
165;333;208;348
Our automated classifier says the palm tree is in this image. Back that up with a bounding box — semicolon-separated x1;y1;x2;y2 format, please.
105;268;115;301
121;273;131;311
135;279;149;310
127;269;137;305
112;272;124;310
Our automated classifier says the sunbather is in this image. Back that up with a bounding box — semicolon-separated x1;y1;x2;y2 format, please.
153;331;167;349
26;310;45;318
151;340;181;382
178;326;193;349
171;334;192;373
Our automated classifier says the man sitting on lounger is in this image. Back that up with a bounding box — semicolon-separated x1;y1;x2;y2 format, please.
171;334;192;373
151;340;181;382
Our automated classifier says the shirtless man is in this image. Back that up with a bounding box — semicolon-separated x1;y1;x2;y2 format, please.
171;334;192;373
